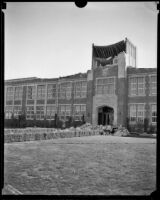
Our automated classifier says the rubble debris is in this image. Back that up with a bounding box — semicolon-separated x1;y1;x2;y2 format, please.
113;126;130;137
4;123;132;143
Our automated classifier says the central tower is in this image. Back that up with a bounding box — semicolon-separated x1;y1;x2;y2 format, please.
91;38;136;126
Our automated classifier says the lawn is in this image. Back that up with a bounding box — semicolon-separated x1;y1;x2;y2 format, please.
4;135;156;195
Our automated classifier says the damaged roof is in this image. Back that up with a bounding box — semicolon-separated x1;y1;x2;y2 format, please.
5;73;87;85
59;72;87;79
93;40;126;59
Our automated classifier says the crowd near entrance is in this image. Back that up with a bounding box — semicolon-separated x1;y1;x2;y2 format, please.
98;106;114;126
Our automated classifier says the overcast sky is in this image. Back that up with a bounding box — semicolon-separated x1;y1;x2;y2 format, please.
4;2;157;80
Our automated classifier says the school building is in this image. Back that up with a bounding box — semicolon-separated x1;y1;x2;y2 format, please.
4;38;157;130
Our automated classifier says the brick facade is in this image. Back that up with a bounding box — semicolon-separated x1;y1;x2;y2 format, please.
4;39;157;129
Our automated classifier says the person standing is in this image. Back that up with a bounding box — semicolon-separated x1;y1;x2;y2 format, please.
106;124;112;135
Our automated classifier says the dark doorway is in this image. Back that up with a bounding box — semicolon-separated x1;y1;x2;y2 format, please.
98;106;114;125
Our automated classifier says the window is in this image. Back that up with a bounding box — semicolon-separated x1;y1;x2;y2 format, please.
37;85;46;99
66;105;71;116
129;77;137;96
46;105;57;120
137;77;145;95
14;86;23;100
47;84;57;99
74;81;87;98
150;75;157;95
59;82;72;99
5;106;13;119
129;104;136;122
74;104;86;121
27;86;36;100
151;104;157;123
59;104;71;120
13;106;22;118
59;105;65;118
129;76;145;96
26;106;34;120
36;106;45;120
6;87;14;101
96;77;115;95
137;104;145;123
129;104;145;123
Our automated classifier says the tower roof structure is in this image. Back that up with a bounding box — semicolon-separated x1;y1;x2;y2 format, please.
93;40;126;58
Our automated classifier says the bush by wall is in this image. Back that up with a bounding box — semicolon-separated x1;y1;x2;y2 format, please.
126;116;158;134
127;118;145;133
5;118;58;129
147;125;157;134
144;118;149;132
126;117;130;131
135;122;144;133
5;114;87;130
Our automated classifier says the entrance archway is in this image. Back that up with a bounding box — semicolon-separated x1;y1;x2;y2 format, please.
98;106;114;125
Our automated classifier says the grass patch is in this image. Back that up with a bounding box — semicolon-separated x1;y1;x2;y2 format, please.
4;136;156;195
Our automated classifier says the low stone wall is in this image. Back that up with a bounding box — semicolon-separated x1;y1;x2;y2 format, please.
4;129;99;143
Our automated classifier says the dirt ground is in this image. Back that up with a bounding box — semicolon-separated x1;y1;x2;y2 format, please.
3;135;156;195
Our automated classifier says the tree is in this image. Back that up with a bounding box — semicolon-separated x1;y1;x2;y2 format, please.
18;113;26;128
136;121;144;133
82;114;85;124
43;115;47;128
33;113;36;127
11;113;19;128
54;113;58;128
126;117;130;130
68;116;72;128
144;118;149;133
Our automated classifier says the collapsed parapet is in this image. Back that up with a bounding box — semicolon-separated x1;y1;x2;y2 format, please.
93;40;126;58
92;38;136;69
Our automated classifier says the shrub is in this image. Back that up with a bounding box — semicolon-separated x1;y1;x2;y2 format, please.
68;116;72;128
51;120;55;128
82;115;85;124
135;121;144;133
26;120;34;127
19;114;26;128
144;118;149;132
56;118;62;129
4;119;13;128
126;117;130;131
54;114;58;128
43;116;48;128
33;114;36;127
12;118;19;128
148;125;157;134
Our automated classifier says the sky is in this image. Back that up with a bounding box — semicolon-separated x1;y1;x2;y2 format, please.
4;2;158;80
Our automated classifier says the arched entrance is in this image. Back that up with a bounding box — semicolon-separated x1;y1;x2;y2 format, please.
98;106;114;125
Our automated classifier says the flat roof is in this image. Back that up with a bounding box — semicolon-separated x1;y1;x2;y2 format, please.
5;73;87;85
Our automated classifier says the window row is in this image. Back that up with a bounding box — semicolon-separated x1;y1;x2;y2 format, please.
129;104;157;124
96;77;115;95
35;81;87;100
5;81;88;101
74;81;87;98
129;75;156;96
5;106;22;119
5;104;86;121
6;86;23;101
